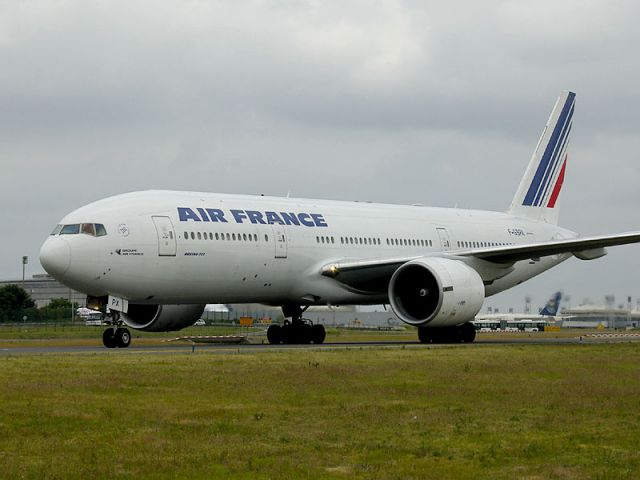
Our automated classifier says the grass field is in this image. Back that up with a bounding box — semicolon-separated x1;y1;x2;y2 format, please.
1;343;640;479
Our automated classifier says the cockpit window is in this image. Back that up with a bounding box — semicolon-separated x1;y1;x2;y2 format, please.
56;223;108;236
81;223;96;236
60;224;80;235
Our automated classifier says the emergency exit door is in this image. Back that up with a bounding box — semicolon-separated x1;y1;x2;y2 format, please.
152;216;177;256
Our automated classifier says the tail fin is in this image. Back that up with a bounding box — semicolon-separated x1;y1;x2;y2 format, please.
540;291;562;316
507;91;575;224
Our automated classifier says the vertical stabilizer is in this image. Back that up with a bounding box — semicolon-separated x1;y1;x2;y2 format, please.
508;91;575;224
540;292;562;316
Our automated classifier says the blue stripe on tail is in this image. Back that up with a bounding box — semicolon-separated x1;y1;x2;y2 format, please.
533;105;574;206
522;92;576;206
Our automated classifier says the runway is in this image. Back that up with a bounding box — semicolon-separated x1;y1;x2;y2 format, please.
2;333;639;356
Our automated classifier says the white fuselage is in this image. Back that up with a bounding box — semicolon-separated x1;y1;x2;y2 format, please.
40;190;576;307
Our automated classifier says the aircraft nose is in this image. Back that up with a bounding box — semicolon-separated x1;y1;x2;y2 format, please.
40;237;71;278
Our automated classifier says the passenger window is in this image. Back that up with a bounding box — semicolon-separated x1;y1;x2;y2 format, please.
185;232;189;239
60;224;80;235
197;232;202;240
191;232;195;240
264;234;269;242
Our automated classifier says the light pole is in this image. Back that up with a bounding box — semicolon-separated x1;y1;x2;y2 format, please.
22;256;28;289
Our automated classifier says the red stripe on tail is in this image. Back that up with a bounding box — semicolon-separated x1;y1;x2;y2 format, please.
547;156;567;208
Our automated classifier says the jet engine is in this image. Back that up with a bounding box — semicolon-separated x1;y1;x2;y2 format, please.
389;257;485;327
121;304;206;332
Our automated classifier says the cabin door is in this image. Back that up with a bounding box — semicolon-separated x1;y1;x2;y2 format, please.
152;216;177;256
436;227;452;251
271;225;288;259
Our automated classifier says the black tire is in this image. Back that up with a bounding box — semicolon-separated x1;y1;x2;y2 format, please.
102;329;117;348
418;327;432;344
311;324;326;344
267;324;282;344
300;323;313;344
281;323;294;344
460;322;476;343
115;328;131;348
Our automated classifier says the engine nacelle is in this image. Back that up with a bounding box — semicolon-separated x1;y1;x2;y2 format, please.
389;257;485;327
121;304;205;332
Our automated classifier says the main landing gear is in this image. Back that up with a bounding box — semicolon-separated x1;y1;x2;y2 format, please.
101;311;132;349
266;305;326;345
418;322;476;344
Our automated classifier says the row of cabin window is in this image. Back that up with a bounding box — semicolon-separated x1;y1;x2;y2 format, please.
184;231;269;242
387;238;432;247
315;236;433;247
457;240;513;249
341;237;380;245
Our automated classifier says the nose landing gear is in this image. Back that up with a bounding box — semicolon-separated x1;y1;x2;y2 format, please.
101;311;132;348
266;305;326;345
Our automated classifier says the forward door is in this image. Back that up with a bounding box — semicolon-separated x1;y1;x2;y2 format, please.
152;216;177;256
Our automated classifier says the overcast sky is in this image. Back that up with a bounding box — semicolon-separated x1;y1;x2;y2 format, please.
1;0;639;311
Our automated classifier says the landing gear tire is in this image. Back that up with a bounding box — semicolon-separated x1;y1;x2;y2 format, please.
311;324;326;344
418;325;475;344
418;327;432;344
267;324;282;345
273;305;326;345
281;321;312;344
102;329;117;348
460;322;476;343
115;327;131;348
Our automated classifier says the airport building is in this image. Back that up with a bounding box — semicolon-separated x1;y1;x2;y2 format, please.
0;274;86;308
560;305;640;329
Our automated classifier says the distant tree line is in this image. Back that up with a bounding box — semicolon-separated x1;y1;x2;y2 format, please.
0;285;78;322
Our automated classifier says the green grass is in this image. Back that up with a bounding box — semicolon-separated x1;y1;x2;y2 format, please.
1;344;639;479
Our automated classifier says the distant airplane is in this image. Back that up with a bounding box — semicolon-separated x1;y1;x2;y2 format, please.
39;91;640;348
475;291;562;323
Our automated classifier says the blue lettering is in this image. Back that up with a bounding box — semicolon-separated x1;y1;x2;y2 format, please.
245;210;266;224
265;211;284;225
178;207;201;222
311;213;328;227
298;213;315;227
179;207;327;227
280;212;300;226
206;208;228;223
231;209;247;223
196;208;210;222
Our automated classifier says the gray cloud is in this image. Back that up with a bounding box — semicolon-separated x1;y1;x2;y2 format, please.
1;0;639;310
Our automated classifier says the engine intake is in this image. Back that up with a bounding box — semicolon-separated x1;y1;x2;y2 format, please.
389;257;485;327
121;304;205;332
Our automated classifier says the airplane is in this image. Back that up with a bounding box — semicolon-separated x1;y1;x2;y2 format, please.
474;291;563;326
39;91;640;348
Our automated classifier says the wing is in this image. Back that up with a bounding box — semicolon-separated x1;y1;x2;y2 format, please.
321;231;640;292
